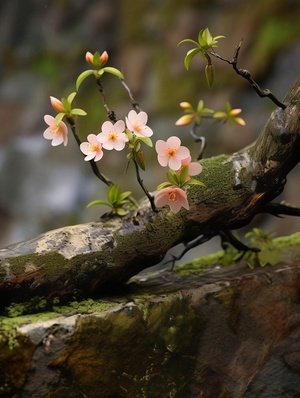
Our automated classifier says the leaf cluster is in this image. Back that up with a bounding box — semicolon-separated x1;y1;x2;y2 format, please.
87;184;136;216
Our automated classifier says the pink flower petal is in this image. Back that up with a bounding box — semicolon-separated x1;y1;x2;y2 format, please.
114;119;126;133
188;162;203;176
166;136;181;148
155;140;167;155
169;157;182;171
176;146;190;159
44;115;55;126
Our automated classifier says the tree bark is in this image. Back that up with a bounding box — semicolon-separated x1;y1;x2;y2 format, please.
0;78;299;308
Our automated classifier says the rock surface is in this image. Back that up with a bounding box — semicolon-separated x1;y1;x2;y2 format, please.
1;252;300;398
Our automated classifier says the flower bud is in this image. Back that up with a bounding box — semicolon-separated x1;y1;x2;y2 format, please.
175;114;195;126
205;64;215;88
179;102;192;110
99;51;109;67
50;96;65;113
85;51;94;66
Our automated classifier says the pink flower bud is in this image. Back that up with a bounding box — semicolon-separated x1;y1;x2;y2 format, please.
175;114;195;126
99;51;109;66
50;96;65;113
85;51;94;66
179;102;192;110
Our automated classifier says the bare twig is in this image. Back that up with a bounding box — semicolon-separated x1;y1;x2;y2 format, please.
132;157;157;212
189;122;207;160
96;78;118;122
120;79;141;112
209;40;287;110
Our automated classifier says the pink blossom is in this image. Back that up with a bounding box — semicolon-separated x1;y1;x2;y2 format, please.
125;110;153;138
50;96;65;113
80;134;104;161
155;187;189;213
180;156;203;179
155;136;190;170
43;115;68;146
98;120;128;151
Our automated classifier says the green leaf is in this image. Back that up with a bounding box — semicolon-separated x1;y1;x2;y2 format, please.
197;100;204;113
101;67;124;80
61;97;71;113
125;128;133;142
156;182;174;190
107;184;121;204
198;28;211;47
178;38;199;47
86;200;111;208
184;179;205;187
133;141;141;153
70;108;87;116
116;207;128;217
55;113;65;125
76;70;95;91
116;208;129;216
167;170;180;186
179;165;189;186
136;136;153;147
92;51;100;66
184;48;201;70
119;191;132;201
67;92;77;104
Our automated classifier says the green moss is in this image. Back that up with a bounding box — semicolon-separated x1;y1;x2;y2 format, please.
8;252;69;281
176;231;300;274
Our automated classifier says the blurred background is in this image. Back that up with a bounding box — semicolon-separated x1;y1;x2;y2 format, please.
0;0;299;263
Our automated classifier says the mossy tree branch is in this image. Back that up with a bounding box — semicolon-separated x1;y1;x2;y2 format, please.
0;78;299;310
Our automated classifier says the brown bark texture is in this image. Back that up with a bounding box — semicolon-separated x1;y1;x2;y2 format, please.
0;78;299;308
1;259;300;397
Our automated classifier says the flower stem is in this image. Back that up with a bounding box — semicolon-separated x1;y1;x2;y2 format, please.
96;78;118;122
132;158;157;212
120;79;141;112
66;116;112;186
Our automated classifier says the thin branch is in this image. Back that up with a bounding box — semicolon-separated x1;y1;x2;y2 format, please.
132;157;157;212
66;116;112;187
189;122;206;160
264;202;300;217
209;40;287;110
96;78;118;122
120;79;141;112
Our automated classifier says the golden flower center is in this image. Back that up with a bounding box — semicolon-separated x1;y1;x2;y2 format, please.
50;125;60;135
108;131;118;141
167;192;177;202
167;148;177;158
133;120;144;132
89;144;99;152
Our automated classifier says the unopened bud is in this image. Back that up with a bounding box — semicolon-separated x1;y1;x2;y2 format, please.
99;51;109;67
85;51;94;66
205;64;215;88
50;96;65;113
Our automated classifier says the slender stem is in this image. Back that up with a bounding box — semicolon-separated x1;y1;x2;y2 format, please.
96;78;118;122
66;116;112;186
120;79;141;112
132;157;157;212
209;41;286;110
189;122;206;160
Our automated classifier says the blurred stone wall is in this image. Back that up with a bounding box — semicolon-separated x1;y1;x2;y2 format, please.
0;0;299;260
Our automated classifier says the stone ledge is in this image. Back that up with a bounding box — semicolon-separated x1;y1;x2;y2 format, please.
1;259;300;397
